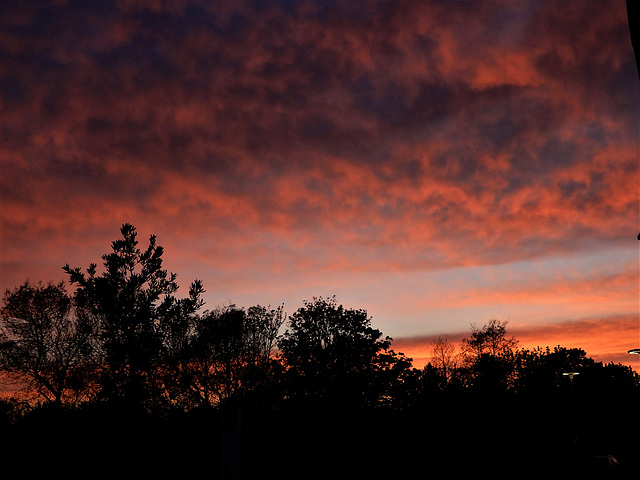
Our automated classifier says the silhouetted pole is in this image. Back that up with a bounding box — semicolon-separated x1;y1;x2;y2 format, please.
628;0;640;80
627;0;640;383
562;372;580;479
628;0;640;418
635;225;640;356
633;237;640;358
629;348;640;372
563;372;579;443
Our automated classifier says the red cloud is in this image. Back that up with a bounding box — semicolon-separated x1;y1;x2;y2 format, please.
1;1;636;365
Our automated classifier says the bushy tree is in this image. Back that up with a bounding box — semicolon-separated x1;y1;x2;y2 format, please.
0;280;98;405
63;223;204;408
461;318;518;360
177;304;284;407
278;296;409;407
460;318;518;392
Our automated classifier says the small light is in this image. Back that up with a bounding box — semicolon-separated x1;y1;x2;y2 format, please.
628;348;640;355
562;372;579;378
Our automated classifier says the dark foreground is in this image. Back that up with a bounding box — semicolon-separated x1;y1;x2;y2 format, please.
2;390;638;480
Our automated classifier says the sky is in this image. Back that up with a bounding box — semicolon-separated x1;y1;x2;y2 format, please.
1;0;638;370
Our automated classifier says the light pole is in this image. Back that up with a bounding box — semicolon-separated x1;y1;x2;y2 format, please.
563;372;580;443
629;349;640;374
563;372;580;478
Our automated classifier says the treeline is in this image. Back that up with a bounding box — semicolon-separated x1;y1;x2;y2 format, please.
1;224;638;479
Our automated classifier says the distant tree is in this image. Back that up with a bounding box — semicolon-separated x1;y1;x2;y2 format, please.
0;280;98;405
461;318;518;361
430;336;458;385
63;223;204;408
460;318;518;392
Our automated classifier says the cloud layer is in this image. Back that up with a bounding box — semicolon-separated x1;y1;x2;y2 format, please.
1;0;638;367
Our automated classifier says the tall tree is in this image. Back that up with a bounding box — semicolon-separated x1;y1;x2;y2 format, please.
0;280;98;405
63;223;204;408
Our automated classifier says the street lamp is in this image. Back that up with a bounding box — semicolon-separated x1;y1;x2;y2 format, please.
628;348;640;355
563;372;580;449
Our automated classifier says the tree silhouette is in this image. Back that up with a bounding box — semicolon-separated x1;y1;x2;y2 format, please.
63;223;204;408
0;280;98;405
278;296;409;409
430;336;458;385
459;317;519;392
177;304;284;407
461;317;518;360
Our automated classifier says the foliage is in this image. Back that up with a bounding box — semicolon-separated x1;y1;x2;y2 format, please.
461;317;518;360
278;296;410;407
279;296;388;375
458;317;519;392
175;304;284;407
62;223;205;407
0;280;98;404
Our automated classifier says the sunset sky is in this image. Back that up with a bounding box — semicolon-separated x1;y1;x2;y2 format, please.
1;0;638;370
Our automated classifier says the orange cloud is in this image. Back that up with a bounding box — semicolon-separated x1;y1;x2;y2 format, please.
1;0;636;364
